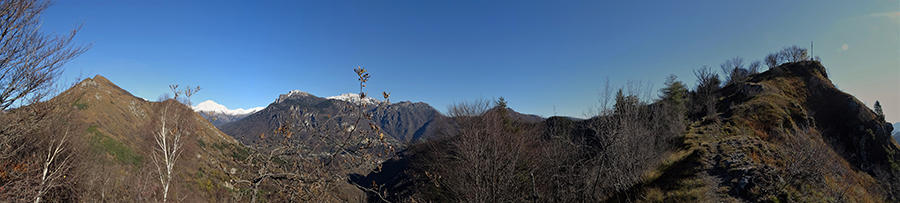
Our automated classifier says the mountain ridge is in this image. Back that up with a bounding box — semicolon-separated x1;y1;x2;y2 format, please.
894;122;899;143
664;61;900;201
48;75;251;202
193;100;264;115
193;100;264;126
219;90;547;146
220;90;441;147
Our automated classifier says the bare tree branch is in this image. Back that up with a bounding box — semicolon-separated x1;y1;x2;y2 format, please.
0;0;92;110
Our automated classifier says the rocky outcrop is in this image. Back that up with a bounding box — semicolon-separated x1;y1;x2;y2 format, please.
220;91;442;147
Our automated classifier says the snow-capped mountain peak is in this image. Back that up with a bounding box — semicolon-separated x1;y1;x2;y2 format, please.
326;93;381;105
286;90;311;97
273;90;383;105
276;90;316;103
192;100;264;115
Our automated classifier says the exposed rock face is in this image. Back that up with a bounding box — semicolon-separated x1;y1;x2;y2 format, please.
779;61;899;172
197;111;255;127
372;101;441;142
707;61;900;201
220;90;548;149
220;91;442;146
275;90;313;103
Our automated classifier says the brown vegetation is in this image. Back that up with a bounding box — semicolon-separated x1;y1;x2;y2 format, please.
407;99;542;202
403;79;686;202
2;10;897;202
0;0;91;201
0;97;84;202
689;65;721;121
226;67;395;202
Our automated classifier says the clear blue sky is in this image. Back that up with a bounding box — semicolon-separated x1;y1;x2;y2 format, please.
42;0;899;122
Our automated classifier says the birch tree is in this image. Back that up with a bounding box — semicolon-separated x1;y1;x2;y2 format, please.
34;129;72;203
151;85;199;202
152;103;182;203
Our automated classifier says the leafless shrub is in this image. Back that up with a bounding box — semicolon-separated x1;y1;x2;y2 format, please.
409;99;541;203
747;60;761;75
0;1;90;199
157;93;172;102
689;66;721;121
33;106;83;203
404;79;685;202
0;96;84;202
721;56;751;85
764;45;809;69
0;0;92;110
781;133;828;189
783;45;808;63
872;164;900;201
531;128;585;202
77;158;158;202
765;53;779;69
582;81;683;199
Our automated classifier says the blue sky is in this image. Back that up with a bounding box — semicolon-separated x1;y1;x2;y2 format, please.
42;0;899;122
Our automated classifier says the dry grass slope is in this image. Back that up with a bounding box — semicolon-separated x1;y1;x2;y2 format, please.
620;61;900;202
47;75;252;202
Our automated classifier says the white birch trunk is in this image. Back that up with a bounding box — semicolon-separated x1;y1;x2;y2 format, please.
153;106;181;203
35;130;70;203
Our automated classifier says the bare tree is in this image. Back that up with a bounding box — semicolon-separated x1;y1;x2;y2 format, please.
0;0;92;110
152;103;182;203
151;85;199;202
783;45;808;63
0;95;83;202
34;124;74;203
765;45;809;69
747;60;761;75
765;52;779;69
586;83;652;198
169;85;201;106
409;98;541;203
157;93;172;102
782;134;828;189
0;1;90;192
721;56;747;85
690;65;721;120
403;78;685;202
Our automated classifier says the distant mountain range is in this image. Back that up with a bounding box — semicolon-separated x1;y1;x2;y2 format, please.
193;100;264;115
214;90;545;147
894;122;899;144
326;92;383;105
219;90;442;147
193;91;387;127
193;100;264;126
